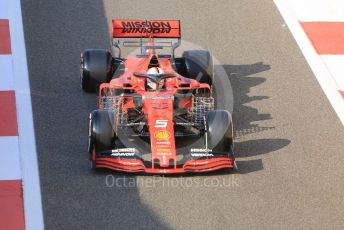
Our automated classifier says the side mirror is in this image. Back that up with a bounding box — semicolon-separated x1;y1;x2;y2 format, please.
171;39;181;58
114;40;121;58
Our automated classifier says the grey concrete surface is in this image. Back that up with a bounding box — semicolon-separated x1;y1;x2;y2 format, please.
21;0;344;229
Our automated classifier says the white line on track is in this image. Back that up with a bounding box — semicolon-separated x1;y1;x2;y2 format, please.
0;0;8;18
0;136;21;180
321;55;344;91
288;0;344;21
0;55;14;90
8;0;44;229
274;0;344;126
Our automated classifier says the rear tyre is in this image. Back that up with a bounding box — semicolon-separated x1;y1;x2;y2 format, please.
80;49;113;93
182;50;213;86
206;110;234;157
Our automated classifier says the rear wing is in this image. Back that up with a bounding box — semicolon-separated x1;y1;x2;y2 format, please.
112;20;181;38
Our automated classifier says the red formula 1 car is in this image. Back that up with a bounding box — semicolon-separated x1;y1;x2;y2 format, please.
80;20;235;173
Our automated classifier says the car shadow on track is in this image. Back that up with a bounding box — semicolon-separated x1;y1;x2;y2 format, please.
219;63;291;174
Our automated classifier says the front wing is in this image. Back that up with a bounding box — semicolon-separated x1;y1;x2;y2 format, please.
92;148;235;173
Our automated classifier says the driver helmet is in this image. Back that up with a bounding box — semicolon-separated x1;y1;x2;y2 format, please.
147;67;164;90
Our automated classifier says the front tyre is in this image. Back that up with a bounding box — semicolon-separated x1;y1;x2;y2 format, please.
89;110;116;153
206;110;234;157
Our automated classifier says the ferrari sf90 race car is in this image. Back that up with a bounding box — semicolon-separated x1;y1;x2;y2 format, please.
80;20;236;173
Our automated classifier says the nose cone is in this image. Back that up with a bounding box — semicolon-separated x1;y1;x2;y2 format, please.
143;96;176;169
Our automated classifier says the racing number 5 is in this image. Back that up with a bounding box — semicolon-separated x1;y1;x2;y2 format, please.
155;120;168;128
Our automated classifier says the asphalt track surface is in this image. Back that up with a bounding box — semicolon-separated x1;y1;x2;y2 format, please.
21;0;344;229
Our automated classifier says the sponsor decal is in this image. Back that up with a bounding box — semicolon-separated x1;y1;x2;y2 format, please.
191;153;214;157
155;130;170;140
111;148;136;157
190;148;213;157
193;161;209;165
155;119;168;128
156;152;172;156
125;122;146;126
119;161;141;166
191;148;212;153
175;122;195;126
156;141;171;145
162;156;167;164
156;147;172;156
121;21;171;34
151;103;169;109
156;148;171;153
